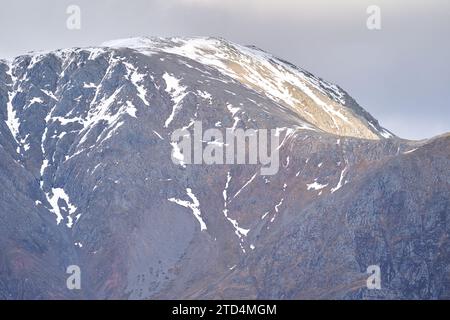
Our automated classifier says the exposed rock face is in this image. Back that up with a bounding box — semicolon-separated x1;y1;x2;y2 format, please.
0;37;448;299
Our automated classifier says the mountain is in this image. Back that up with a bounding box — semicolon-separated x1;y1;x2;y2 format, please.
0;37;448;299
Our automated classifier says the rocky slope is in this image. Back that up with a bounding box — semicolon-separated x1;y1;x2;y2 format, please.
0;37;448;299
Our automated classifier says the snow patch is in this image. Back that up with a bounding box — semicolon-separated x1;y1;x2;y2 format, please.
403;148;418;154
163;73;188;127
168;188;207;231
232;173;257;200
44;188;78;227
307;181;328;191
196;90;212;102
223;172;250;251
170;141;186;168
331;165;349;193
123;61;150;106
5;70;21;148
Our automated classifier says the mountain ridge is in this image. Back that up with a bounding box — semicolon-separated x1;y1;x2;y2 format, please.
5;37;397;141
0;37;448;299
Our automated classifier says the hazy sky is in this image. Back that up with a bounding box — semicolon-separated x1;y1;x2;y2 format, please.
1;0;449;139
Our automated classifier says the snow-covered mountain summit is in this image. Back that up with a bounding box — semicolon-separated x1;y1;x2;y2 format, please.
103;36;393;140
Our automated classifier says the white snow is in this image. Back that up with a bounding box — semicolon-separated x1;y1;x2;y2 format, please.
226;103;241;131
266;197;285;224
100;37;389;139
83;82;97;89
52;116;84;125
285;156;290;167
307;181;328;191
91;163;102;175
226;103;240;116
25;97;44;109
274;198;284;213
123;61;150;106
87;48;105;60
163;73;188;127
380;129;393;139
40;159;49;177
274;127;298;151
48;56;138;151
232;173;257;200
223;172;250;242
125;101;138;118
368;121;393;139
44;188;78;227
196;90;212;102
41;89;57;101
228;216;250;238
27;55;43;70
223;171;232;202
150;38;351;130
331;165;349;193
170;141;186;168
5;70;21;148
102;38;159;53
168;188;207;231
78;86;138;146
224;89;236;96
152;130;164;140
403;148;418;154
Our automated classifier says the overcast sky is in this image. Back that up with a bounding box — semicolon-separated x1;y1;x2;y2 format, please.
1;0;449;139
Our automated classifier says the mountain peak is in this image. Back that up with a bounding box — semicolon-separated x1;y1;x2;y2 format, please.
3;36;394;142
100;36;393;140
